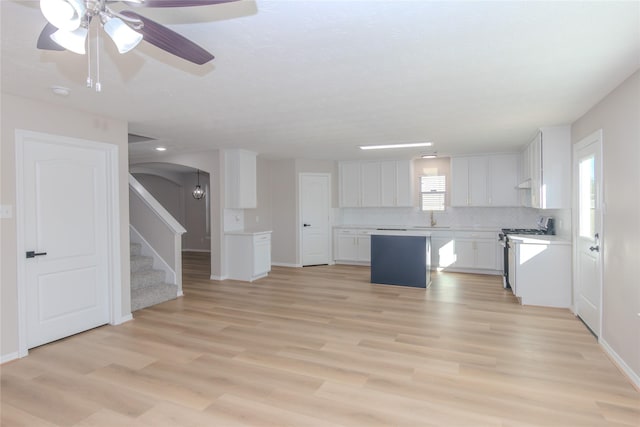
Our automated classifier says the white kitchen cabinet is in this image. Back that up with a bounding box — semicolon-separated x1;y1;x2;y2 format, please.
339;162;361;207
451;155;518;207
451;231;498;270
394;160;414;207
489;154;519;206
509;236;571;307
334;228;373;264
380;160;414;207
226;231;271;282
360;162;381;207
520;126;571;209
225;149;257;209
430;233;455;270
338;160;413;208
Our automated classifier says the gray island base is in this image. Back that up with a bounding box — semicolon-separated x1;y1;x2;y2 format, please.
370;232;431;288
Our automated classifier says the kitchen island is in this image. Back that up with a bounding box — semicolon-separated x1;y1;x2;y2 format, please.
370;230;431;288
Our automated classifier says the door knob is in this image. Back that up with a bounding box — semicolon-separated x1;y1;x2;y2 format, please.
26;251;47;258
589;245;599;252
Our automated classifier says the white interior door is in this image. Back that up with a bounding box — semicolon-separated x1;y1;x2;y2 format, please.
21;136;111;349
300;174;331;266
574;131;603;336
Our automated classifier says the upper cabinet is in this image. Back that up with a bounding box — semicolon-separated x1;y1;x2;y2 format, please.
225;149;257;209
519;125;571;209
451;154;519;207
339;160;414;208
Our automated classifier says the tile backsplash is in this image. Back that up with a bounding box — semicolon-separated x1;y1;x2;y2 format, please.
335;206;569;233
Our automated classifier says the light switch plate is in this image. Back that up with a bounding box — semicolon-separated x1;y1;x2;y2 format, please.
0;205;13;219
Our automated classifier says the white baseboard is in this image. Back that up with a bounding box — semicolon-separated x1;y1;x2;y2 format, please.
183;248;211;253
600;338;640;390
210;275;228;281
271;262;302;268
1;351;21;364
112;314;133;325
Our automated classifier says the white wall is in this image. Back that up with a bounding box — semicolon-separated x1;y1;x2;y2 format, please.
1;93;130;360
244;156;273;231
130;151;222;277
571;69;640;383
133;173;186;227
269;159;297;265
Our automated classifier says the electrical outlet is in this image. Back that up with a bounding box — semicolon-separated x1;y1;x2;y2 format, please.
0;205;12;219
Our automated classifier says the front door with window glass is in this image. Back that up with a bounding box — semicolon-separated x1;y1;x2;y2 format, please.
574;131;603;336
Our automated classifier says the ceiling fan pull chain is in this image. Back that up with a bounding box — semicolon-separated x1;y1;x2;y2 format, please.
86;21;93;89
95;23;102;93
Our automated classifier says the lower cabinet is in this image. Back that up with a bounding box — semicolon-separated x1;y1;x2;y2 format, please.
335;227;500;274
334;229;373;264
431;230;499;273
226;232;272;282
510;238;571;307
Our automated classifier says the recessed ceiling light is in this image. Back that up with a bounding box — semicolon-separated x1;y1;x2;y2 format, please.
155;147;167;152
360;142;433;150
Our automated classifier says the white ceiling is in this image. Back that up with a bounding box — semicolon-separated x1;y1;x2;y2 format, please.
2;1;639;162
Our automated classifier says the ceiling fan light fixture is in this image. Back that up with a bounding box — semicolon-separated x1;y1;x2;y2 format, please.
40;0;85;31
103;17;143;54
50;26;88;54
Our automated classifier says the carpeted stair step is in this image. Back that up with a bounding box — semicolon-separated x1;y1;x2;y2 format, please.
130;254;154;273
131;269;166;291
131;282;178;312
130;242;142;256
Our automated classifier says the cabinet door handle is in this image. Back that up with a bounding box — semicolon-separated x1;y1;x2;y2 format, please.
303;223;311;227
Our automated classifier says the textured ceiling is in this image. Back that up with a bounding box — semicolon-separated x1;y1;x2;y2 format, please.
2;1;639;162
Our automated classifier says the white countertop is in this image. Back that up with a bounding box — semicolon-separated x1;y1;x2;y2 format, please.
334;224;499;232
508;234;571;245
370;229;432;237
225;229;272;236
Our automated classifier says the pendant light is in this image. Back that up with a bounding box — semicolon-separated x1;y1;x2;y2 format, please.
192;170;205;200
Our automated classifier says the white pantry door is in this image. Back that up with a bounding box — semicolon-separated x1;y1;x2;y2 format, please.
574;131;603;336
22;136;111;349
300;174;331;266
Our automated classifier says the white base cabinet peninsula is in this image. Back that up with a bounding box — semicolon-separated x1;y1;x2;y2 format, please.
225;231;272;282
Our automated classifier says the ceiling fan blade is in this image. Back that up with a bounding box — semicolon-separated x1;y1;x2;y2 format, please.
37;23;65;51
120;10;214;65
124;0;239;7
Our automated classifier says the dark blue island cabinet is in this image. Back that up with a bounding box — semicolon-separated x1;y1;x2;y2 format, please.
370;232;431;288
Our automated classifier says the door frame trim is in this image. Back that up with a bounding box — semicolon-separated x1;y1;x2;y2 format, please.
298;173;332;266
571;129;604;338
15;130;123;357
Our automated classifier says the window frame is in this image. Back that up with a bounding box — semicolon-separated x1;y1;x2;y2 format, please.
419;174;446;212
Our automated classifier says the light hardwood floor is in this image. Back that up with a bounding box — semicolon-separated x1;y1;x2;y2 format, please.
2;252;638;426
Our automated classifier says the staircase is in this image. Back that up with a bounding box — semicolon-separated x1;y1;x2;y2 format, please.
130;242;178;312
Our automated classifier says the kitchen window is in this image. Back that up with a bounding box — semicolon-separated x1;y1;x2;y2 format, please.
420;175;446;211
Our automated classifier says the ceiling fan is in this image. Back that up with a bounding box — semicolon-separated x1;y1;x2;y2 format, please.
37;0;239;65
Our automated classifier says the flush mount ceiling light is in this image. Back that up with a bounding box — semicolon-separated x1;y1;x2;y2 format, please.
192;170;205;200
360;142;433;150
154;146;167;152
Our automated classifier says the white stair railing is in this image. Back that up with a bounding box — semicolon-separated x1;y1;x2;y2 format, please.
129;174;187;295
